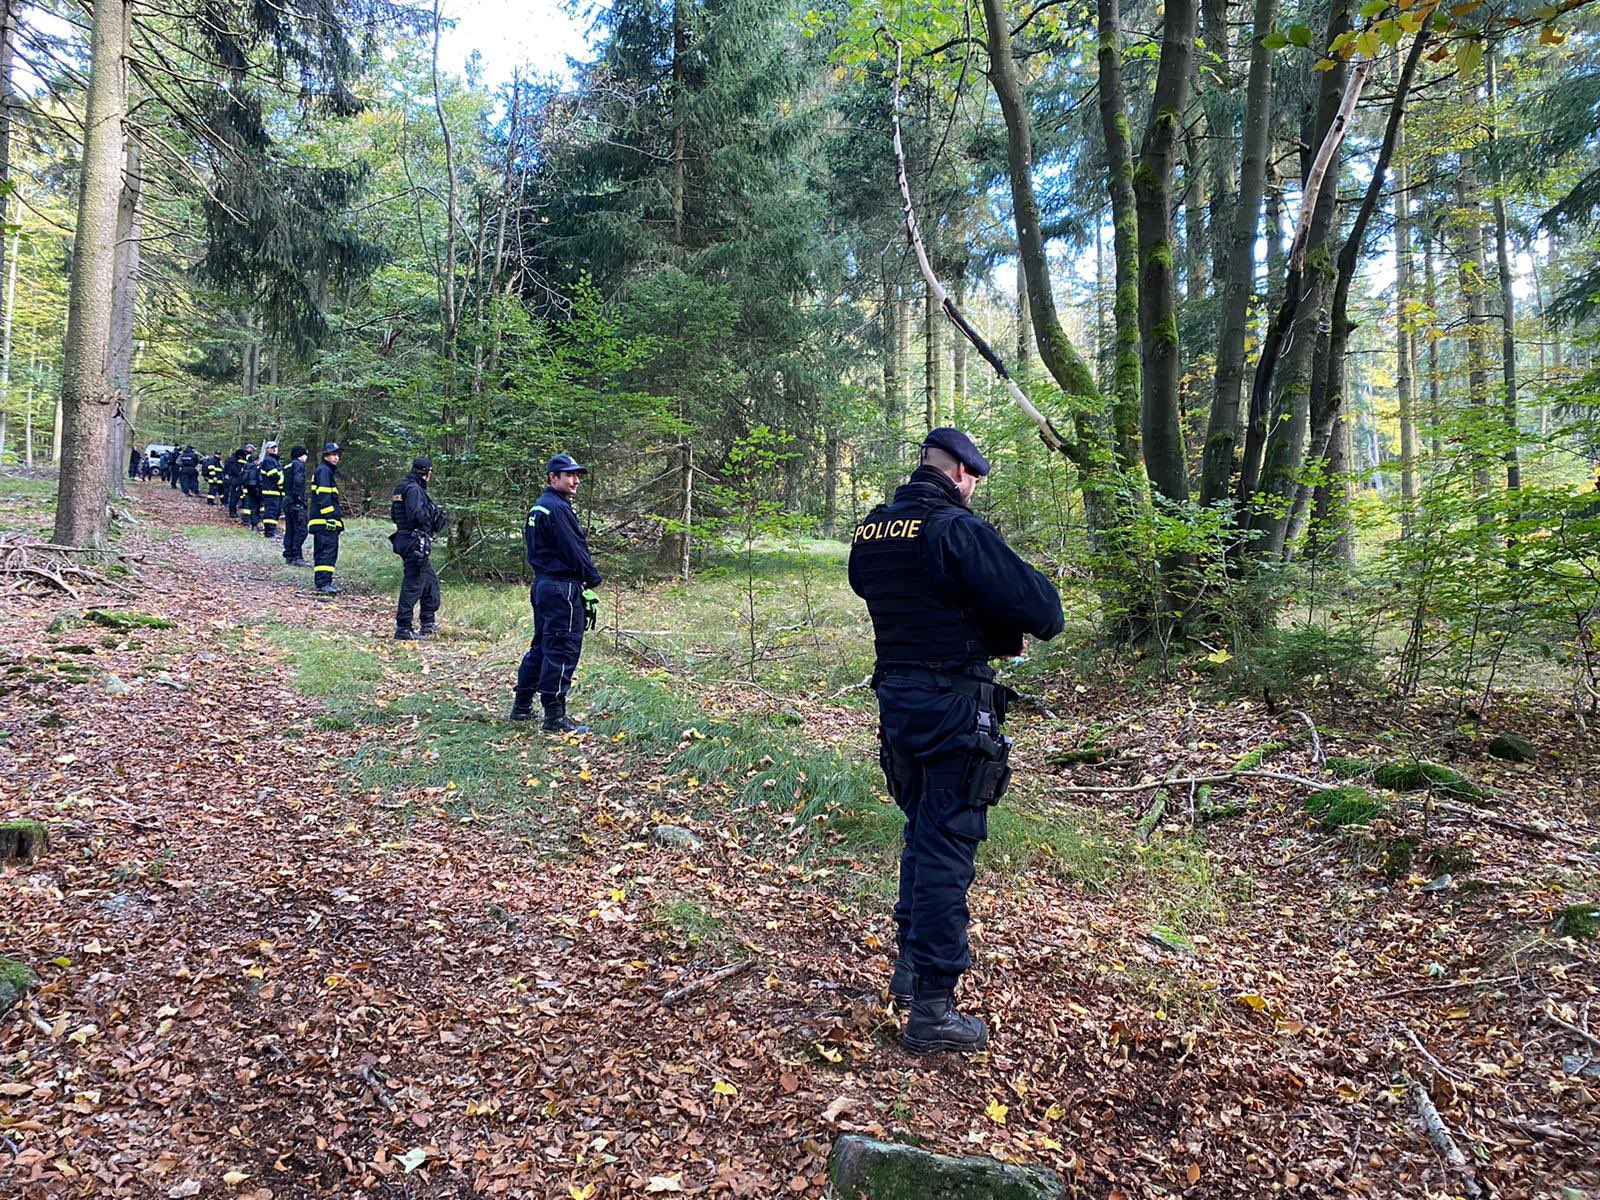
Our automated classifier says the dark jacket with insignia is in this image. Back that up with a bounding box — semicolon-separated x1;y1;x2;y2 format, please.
847;465;1063;675
524;487;601;585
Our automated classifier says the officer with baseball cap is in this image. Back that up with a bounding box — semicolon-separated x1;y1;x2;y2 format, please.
848;427;1063;1055
509;453;603;731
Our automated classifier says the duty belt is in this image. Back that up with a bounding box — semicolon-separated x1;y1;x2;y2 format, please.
871;665;1004;727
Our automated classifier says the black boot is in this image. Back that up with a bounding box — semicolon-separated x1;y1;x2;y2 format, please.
541;695;589;734
394;628;420;641
419;623;437;637
888;955;916;1006
508;690;536;722
902;983;989;1055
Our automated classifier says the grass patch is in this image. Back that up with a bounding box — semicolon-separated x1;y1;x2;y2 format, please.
1305;786;1386;829
651;897;726;947
1555;903;1598;939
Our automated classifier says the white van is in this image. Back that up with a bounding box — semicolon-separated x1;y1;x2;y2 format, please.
146;444;175;469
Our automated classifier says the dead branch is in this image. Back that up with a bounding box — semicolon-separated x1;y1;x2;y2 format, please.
660;959;753;1007
1290;711;1325;765
887;35;1068;453
1401;1070;1482;1197
1541;1004;1600;1053
1051;767;1328;795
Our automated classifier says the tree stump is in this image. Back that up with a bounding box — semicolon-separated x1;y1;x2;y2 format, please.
0;819;49;863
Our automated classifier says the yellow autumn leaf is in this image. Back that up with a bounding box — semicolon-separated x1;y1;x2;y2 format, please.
609;887;626;903
713;1079;738;1096
569;1184;596;1200
222;1169;250;1186
814;1042;843;1063
1205;648;1232;664
579;769;593;782
1237;992;1269;1011
1045;1103;1066;1121
1039;1135;1063;1152
985;1099;1009;1124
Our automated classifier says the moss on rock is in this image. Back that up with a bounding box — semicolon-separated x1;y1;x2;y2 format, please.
0;956;34;1017
1371;760;1488;802
0;818;49;862
829;1135;1065;1200
1486;733;1536;763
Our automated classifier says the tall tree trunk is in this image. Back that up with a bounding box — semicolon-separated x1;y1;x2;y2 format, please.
924;276;940;427
1199;0;1277;506
53;0;129;547
1487;46;1520;503
670;0;686;250
1015;255;1031;382
1183;124;1208;305
107;139;141;502
1201;0;1234;289
1424;222;1442;456
1459;152;1492;518
1095;0;1142;475
823;426;838;537
1300;24;1429;557
1394;133;1417;537
0;0;15;313
1133;0;1198;506
982;0;1119;544
952;271;967;421
881;274;900;439
0;199;16;465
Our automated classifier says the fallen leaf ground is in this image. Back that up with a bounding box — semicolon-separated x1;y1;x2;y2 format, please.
3;480;1598;1200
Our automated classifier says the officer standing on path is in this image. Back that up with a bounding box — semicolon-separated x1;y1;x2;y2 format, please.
258;442;285;539
390;457;446;640
282;446;310;566
201;451;223;505
176;445;201;496
309;442;344;595
509;454;602;732
239;445;261;528
848;429;1063;1056
222;447;246;517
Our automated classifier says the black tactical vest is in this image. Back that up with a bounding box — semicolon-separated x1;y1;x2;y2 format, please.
849;487;988;671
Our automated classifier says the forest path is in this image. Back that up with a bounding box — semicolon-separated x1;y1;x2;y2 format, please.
3;481;1598;1200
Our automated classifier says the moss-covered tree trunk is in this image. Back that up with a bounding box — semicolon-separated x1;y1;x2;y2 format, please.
1095;0;1142;477
1199;0;1278;508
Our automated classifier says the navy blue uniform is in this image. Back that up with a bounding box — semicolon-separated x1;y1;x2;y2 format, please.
176;449;200;495
391;472;444;632
201;455;223;504
515;488;602;701
282;458;309;562
222;452;245;516
848;465;1062;988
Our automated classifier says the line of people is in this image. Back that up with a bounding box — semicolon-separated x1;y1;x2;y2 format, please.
134;440;348;595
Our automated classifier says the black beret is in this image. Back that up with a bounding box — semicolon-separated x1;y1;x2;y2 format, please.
922;427;991;477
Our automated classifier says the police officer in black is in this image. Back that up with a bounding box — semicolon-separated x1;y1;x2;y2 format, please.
176;445;201;496
282;446;310;566
391;457;446;640
848;428;1063;1055
309;442;344;594
509;454;602;731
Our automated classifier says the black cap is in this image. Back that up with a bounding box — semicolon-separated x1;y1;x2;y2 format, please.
322;442;341;456
412;456;432;473
921;427;991;477
546;453;588;476
290;445;307;459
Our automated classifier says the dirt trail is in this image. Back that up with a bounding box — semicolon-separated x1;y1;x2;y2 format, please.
3;484;1598;1199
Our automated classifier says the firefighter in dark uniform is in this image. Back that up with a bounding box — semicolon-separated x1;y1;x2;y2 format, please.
390;457;446;640
201;452;223;505
239;444;260;528
222;447;246;517
258;441;284;538
309;442;344;594
282;446;310;566
509;454;602;732
848;428;1063;1055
